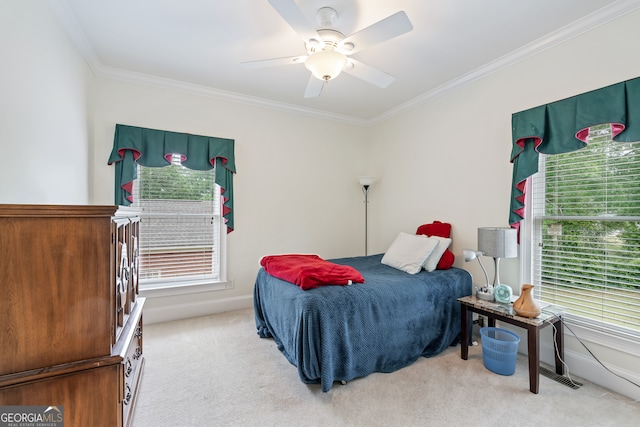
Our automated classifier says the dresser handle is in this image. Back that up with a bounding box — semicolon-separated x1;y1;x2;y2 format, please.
134;346;142;360
125;358;132;377
134;327;142;339
124;384;132;406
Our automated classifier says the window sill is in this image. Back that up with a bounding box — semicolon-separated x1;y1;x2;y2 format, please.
140;279;234;299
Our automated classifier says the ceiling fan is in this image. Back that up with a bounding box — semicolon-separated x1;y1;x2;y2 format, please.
242;0;413;98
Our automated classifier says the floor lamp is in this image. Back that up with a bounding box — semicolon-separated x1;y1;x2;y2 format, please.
358;176;375;256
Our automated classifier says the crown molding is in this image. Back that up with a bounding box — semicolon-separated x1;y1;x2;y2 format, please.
48;0;102;75
49;0;640;128
370;0;640;125
47;1;368;126
93;64;369;126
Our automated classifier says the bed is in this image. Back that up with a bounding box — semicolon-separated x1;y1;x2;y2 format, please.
253;252;472;392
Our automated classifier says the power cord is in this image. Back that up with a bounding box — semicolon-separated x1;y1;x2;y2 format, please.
541;308;640;404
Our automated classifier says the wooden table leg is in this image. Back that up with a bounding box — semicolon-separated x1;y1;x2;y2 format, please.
553;318;564;375
527;326;540;394
460;306;469;360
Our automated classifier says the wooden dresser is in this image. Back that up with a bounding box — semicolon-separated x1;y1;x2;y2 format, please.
0;205;145;427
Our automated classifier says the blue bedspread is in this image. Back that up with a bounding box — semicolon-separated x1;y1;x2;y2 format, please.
253;254;472;392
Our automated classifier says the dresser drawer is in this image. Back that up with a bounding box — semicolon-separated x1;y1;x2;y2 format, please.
0;364;121;427
0;205;144;427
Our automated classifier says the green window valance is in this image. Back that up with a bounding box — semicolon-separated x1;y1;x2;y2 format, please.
509;76;640;231
108;124;236;232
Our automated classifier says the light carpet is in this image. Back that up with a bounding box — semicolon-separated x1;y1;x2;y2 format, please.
132;308;639;427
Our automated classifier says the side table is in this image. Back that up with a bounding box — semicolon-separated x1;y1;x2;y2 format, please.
458;295;564;394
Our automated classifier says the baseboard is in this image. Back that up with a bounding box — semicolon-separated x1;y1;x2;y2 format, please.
538;340;640;402
493;322;640;401
142;293;253;325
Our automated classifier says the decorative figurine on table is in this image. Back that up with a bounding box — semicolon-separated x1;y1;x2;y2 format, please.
513;284;541;318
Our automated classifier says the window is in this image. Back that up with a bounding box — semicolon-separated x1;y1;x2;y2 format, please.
132;154;224;289
530;124;640;337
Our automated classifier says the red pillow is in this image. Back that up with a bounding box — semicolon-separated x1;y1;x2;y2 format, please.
415;221;455;269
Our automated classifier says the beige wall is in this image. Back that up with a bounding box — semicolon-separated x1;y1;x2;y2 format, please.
369;9;640;281
0;0;94;204
1;0;639;401
368;8;640;400
89;77;369;317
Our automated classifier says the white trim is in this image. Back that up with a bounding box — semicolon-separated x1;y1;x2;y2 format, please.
497;323;640;401
519;149;640;401
141;293;252;325
47;0;102;75
563;318;640;358
519;179;535;286
140;279;234;299
219;223;228;282
538;335;640;401
371;0;640;125
48;0;640;126
92;65;369;127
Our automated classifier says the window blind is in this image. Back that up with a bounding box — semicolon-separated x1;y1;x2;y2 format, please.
531;124;640;336
132;154;220;284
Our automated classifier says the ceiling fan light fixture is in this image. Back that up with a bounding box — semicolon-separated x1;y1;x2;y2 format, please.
305;49;347;81
315;7;338;27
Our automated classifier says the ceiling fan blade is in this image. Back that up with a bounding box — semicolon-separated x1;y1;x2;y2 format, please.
338;11;413;55
343;59;395;88
241;55;307;69
268;0;321;43
304;75;324;98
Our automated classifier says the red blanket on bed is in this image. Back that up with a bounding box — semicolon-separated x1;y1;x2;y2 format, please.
260;254;364;290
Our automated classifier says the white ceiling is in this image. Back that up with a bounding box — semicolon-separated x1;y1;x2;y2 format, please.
50;0;639;124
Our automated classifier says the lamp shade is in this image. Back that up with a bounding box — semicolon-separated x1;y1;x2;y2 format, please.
305;49;347;81
478;227;518;259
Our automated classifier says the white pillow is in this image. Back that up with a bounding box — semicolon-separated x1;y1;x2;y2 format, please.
381;232;440;274
422;236;452;272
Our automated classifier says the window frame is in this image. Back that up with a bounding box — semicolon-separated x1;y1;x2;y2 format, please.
521;135;640;355
132;160;230;296
139;227;230;298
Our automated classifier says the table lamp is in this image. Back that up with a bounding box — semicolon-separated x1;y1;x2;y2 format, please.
478;227;518;303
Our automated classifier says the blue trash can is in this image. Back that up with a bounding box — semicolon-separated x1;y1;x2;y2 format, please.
480;327;520;376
